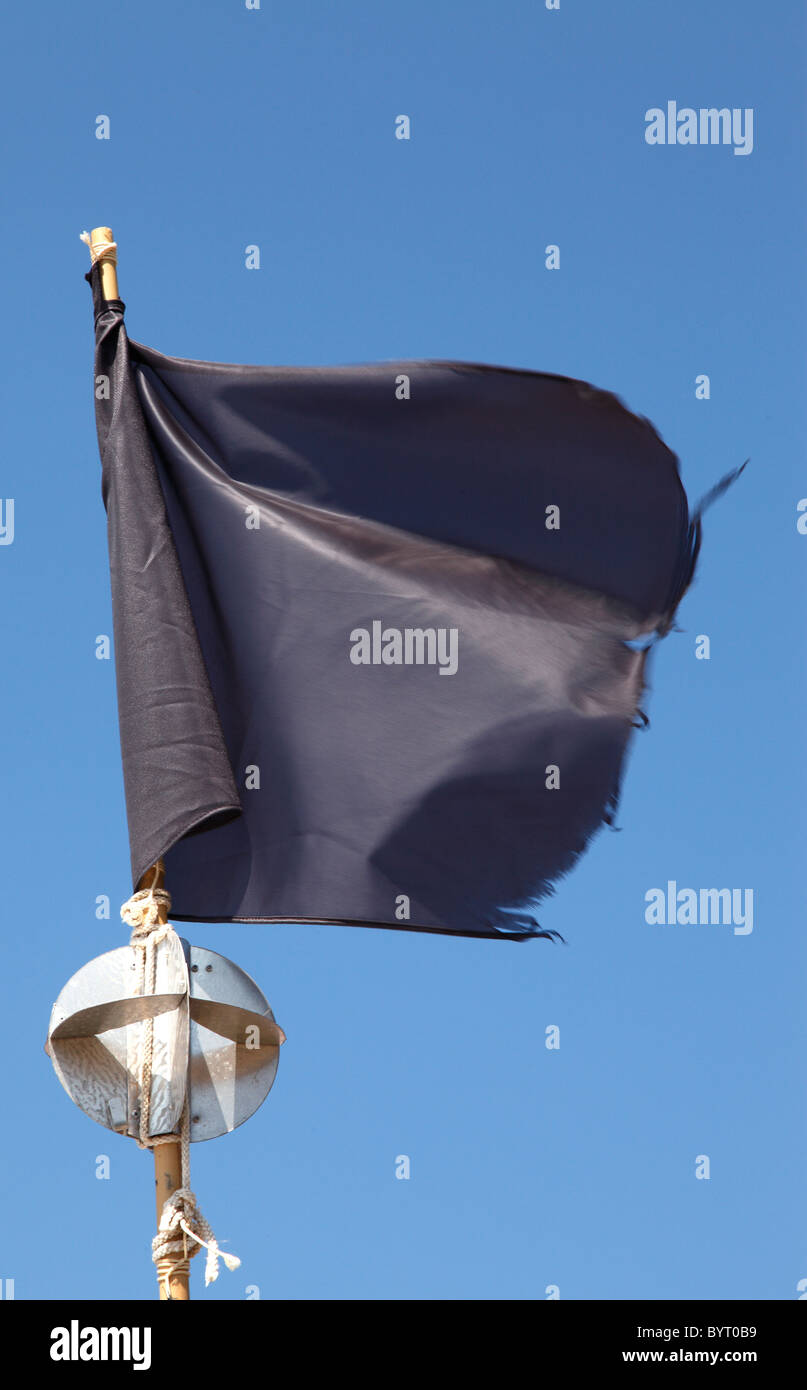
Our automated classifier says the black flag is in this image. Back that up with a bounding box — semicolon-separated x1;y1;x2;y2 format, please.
88;263;710;941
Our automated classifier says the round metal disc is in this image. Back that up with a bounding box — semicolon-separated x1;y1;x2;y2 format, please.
46;939;283;1143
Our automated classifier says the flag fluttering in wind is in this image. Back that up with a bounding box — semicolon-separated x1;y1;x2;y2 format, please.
87;263;716;941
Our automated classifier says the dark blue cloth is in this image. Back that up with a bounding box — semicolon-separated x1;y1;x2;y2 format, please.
88;263;700;940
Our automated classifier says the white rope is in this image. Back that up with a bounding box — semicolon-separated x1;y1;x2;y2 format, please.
151;1101;241;1290
122;877;172;1148
120;869;241;1293
80;230;117;264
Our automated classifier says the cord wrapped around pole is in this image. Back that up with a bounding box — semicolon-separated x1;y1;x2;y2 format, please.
124;859;241;1299
126;863;244;1297
131;859;191;1300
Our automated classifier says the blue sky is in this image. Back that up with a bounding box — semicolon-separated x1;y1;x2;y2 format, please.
0;0;804;1300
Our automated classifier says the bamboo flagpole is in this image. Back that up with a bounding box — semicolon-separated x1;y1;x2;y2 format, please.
82;227;189;1298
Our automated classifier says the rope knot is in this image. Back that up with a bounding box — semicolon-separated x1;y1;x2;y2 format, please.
121;886;172;934
153;1186;241;1288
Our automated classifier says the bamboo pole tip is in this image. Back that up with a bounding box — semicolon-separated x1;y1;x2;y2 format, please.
81;227;117;261
81;225;119;299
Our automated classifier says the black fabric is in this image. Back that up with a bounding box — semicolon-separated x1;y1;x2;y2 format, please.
87;263;702;940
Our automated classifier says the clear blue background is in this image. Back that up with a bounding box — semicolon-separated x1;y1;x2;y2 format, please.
0;0;803;1300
